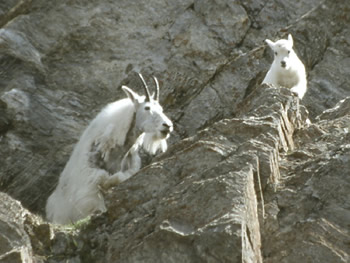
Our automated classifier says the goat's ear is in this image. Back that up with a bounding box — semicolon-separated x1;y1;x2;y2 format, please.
288;34;293;46
265;39;275;49
122;86;140;104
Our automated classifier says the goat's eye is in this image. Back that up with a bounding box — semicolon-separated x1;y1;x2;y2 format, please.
144;106;150;111
274;52;278;56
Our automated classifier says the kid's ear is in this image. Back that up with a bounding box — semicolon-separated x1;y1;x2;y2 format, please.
288;34;293;46
122;86;140;104
265;39;275;49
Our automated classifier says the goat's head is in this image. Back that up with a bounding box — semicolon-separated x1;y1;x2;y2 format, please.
122;73;173;140
266;34;295;70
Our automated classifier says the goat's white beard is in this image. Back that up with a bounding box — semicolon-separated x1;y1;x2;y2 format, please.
141;133;168;155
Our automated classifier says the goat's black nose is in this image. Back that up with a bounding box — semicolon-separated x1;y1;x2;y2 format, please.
162;123;171;128
281;61;286;67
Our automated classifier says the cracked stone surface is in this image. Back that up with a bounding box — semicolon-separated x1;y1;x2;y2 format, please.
0;0;349;262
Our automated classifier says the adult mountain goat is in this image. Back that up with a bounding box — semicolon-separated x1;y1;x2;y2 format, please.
46;73;173;224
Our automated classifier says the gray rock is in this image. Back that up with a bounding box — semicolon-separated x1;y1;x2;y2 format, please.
0;0;349;262
262;97;350;263
0;192;47;263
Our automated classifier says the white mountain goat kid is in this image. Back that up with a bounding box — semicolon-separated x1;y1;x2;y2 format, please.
46;73;173;224
262;34;307;99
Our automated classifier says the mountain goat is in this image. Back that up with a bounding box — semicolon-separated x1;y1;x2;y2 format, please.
46;73;173;224
262;34;307;99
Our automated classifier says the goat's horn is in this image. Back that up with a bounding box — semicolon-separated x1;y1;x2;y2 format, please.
152;76;159;101
138;73;151;102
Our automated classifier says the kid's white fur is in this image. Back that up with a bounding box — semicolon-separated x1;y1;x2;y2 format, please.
262;34;307;99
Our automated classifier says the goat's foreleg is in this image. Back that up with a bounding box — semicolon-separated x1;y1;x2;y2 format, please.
290;80;307;100
100;135;143;189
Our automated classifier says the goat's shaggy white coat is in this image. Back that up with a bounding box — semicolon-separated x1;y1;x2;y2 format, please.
46;78;173;224
262;34;307;99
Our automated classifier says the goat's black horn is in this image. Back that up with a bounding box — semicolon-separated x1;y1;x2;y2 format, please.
152;76;159;101
138;73;151;102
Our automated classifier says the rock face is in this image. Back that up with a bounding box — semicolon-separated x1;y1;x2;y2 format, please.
0;192;51;263
0;0;349;262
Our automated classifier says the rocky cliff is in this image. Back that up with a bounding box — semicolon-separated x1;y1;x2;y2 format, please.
0;0;349;262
